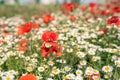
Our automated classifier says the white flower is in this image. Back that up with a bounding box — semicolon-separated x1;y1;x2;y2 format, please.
38;67;45;72
47;78;53;80
66;48;73;53
36;75;43;80
76;52;86;58
115;60;120;67
66;73;75;79
102;65;113;73
51;68;60;75
2;75;14;80
80;60;87;66
85;67;94;76
92;56;100;62
48;61;54;66
31;58;37;63
64;66;71;72
88;48;96;55
26;67;33;72
76;70;83;76
75;76;83;80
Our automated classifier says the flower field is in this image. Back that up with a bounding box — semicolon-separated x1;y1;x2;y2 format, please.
0;2;120;80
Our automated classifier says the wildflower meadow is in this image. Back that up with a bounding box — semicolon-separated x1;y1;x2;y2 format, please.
0;1;120;80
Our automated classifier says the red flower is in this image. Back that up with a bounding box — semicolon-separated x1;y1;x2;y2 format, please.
42;31;58;42
89;2;97;8
43;14;54;24
19;74;37;80
89;74;100;80
17;22;39;35
41;31;62;57
70;15;76;21
107;16;119;25
62;2;78;12
112;6;120;14
18;46;27;52
19;39;28;46
101;9;110;16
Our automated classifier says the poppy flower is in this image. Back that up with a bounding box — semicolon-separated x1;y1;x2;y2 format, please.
42;31;58;42
107;16;119;26
70;15;76;21
62;2;78;14
32;23;39;29
112;6;120;14
19;39;28;46
17;22;39;35
41;31;62;57
17;26;25;35
41;42;60;57
18;46;27;52
43;14;54;24
89;74;100;80
89;2;97;8
101;9;110;16
19;74;37;80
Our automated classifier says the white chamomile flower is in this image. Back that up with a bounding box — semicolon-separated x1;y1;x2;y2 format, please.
66;73;75;79
64;66;71;72
76;70;83;76
115;60;120;67
102;65;113;73
38;67;45;72
88;48;96;55
48;61;54;66
80;60;87;66
52;68;60;75
26;67;33;72
76;52;86;58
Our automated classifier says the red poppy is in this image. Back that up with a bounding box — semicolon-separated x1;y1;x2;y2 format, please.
19;39;28;46
18;46;27;52
17;26;25;35
89;74;100;80
32;23;39;29
70;15;76;21
41;31;62;57
112;6;120;14
101;9;110;16
89;2;97;8
62;2;78;12
19;74;37;80
42;31;58;42
107;16;119;26
43;14;54;24
17;22;39;35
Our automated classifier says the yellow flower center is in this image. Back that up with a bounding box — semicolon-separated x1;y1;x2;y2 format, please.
6;77;10;80
45;43;52;48
105;67;110;71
